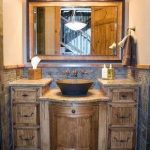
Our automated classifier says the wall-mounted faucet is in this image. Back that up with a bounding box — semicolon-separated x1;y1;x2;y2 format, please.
64;69;92;78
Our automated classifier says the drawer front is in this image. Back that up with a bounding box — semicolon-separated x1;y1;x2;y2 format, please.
52;105;96;116
109;105;136;126
111;89;136;102
13;104;39;125
14;128;40;148
12;88;39;102
109;128;135;150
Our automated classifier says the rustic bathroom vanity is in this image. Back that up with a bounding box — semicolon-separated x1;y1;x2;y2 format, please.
9;78;139;150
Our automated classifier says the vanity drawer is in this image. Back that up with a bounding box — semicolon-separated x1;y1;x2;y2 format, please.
13;104;39;125
12;88;39;102
109;128;135;150
111;88;136;102
14;128;40;148
51;104;97;116
108;104;136;126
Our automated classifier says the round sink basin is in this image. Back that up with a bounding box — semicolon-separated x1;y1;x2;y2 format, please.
56;79;93;96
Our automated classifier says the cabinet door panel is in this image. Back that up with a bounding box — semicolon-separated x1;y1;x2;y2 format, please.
50;104;98;150
56;116;77;148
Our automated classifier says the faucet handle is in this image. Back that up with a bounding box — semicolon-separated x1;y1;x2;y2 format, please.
72;70;78;77
64;70;70;76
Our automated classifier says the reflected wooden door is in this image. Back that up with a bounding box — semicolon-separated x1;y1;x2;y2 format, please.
91;6;118;56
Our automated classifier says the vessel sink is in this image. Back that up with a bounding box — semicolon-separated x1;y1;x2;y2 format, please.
56;79;93;96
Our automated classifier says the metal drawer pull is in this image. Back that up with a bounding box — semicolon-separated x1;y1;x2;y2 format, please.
114;137;130;143
22;94;29;97
116;113;131;119
121;94;128;99
18;112;34;118
72;109;76;114
19;135;35;141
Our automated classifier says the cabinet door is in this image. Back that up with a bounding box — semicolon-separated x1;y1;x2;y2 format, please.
50;104;98;150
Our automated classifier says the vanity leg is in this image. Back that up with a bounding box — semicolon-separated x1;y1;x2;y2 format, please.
98;103;108;150
40;101;50;150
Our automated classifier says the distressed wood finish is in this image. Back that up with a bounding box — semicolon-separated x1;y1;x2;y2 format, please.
108;103;136;127
13;104;39;125
40;101;50;150
50;103;99;150
99;79;138;150
14;128;40;149
12;88;39;103
110;88;136;102
10;79;51;150
98;103;108;150
108;127;135;150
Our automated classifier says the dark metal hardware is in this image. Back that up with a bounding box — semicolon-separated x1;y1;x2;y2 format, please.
18;112;34;118
121;94;128;99
19;135;35;141
114;137;130;143
22;94;29;97
72;109;76;114
116;113;131;119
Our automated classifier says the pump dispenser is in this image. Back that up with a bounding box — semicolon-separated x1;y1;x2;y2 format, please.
108;64;115;80
102;64;108;79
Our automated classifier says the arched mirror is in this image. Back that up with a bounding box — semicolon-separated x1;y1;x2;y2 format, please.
27;1;123;61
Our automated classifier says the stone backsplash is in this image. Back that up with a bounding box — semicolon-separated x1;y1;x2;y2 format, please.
23;67;127;88
134;68;150;150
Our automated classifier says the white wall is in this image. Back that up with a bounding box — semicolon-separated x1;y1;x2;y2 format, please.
129;0;150;65
3;0;24;65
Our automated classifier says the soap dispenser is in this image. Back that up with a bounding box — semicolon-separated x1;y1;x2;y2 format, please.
102;64;108;79
108;64;115;80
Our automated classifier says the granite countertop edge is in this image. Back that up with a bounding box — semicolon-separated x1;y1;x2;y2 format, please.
9;78;53;87
38;89;110;103
98;78;141;87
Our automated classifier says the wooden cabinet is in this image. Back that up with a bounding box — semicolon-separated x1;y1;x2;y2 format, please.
49;104;99;150
108;88;137;150
10;79;51;150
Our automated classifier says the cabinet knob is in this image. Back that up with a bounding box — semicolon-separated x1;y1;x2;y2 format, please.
72;109;76;114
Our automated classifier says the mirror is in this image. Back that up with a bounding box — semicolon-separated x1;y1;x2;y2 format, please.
28;2;123;61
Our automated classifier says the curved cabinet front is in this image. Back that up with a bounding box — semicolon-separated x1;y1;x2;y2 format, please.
50;104;99;150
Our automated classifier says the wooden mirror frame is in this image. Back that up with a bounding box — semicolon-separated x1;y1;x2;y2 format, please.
27;0;124;62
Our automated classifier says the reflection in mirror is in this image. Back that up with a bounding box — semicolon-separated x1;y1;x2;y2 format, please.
32;5;121;56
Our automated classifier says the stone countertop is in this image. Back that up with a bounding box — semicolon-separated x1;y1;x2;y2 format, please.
98;78;140;87
9;78;52;87
39;89;109;103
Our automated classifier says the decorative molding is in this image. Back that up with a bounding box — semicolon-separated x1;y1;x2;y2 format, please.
135;65;150;70
3;64;25;70
24;63;124;68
